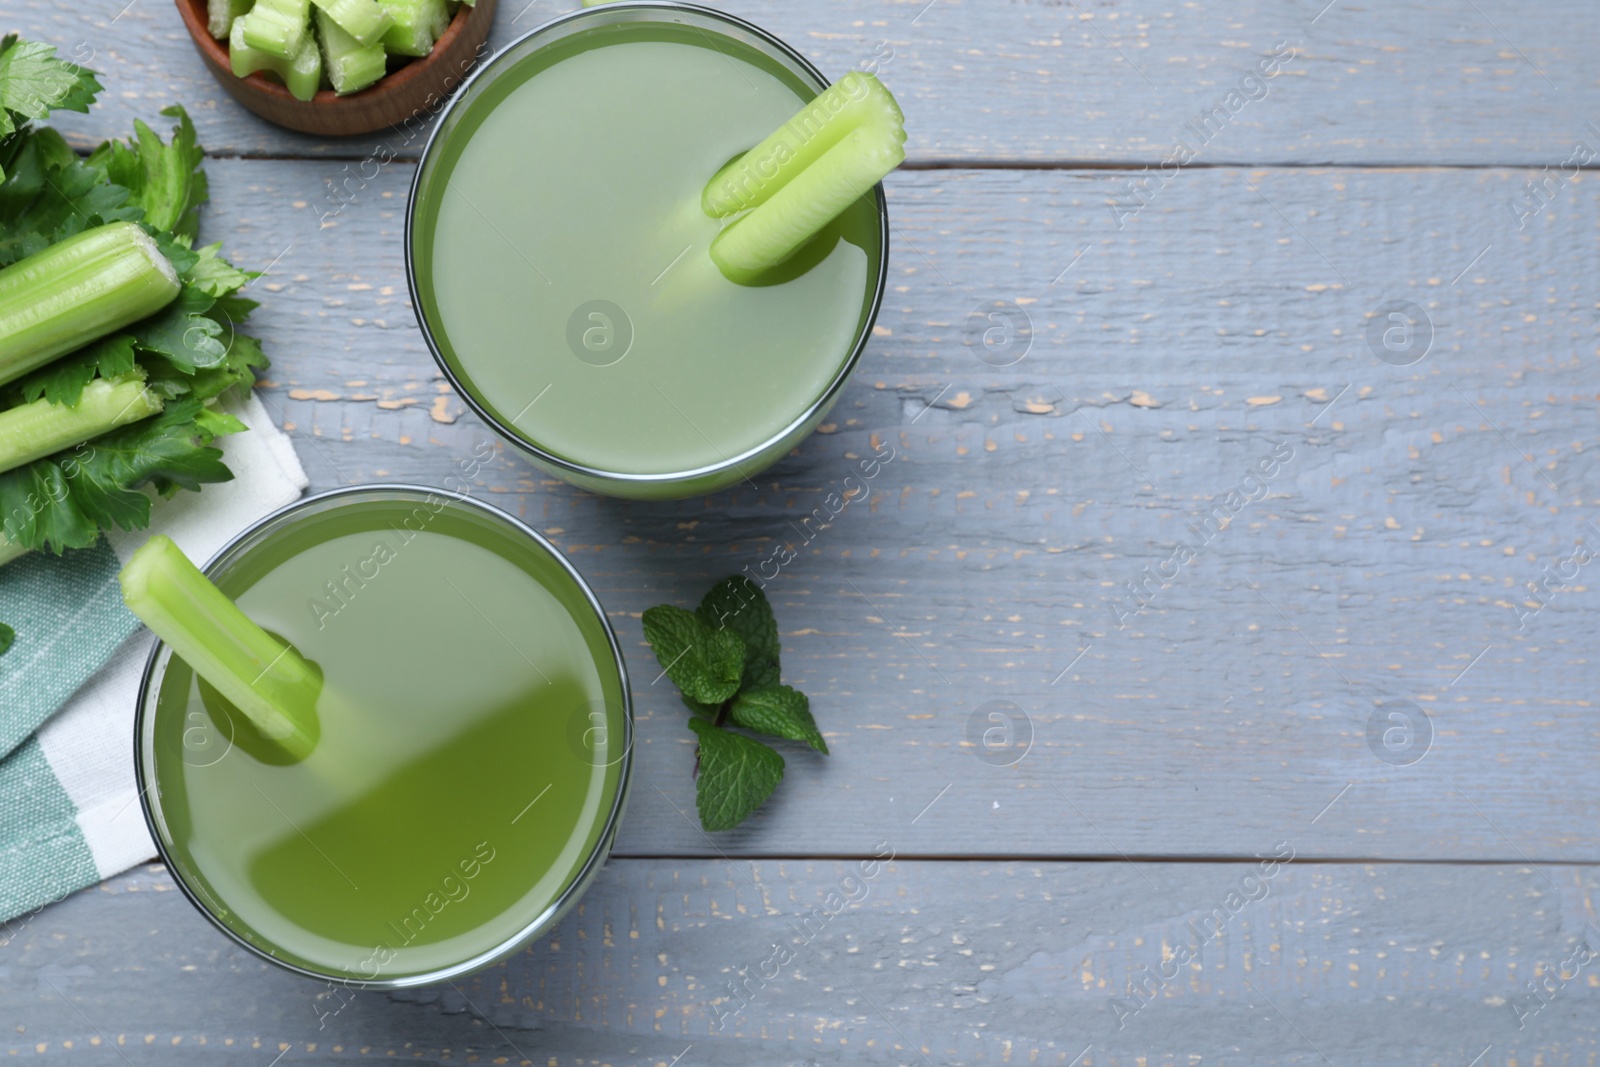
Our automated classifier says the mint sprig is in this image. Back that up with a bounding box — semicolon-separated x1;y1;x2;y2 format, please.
644;576;828;831
0;622;13;658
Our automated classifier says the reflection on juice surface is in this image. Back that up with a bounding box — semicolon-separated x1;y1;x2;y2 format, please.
146;495;627;981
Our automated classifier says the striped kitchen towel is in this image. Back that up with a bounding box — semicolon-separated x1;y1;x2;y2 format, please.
0;394;307;926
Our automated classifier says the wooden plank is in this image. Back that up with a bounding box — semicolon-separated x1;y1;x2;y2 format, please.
14;0;1600;166
6;860;1599;1064
138;158;1600;863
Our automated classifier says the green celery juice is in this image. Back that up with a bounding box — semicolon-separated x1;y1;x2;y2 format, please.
139;489;629;983
410;10;886;494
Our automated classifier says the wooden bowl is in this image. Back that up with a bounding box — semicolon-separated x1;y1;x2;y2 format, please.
175;0;497;136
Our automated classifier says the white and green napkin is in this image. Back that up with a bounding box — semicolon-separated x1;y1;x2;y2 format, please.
0;395;306;926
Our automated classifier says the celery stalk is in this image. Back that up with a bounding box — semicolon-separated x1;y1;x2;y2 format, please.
710;126;904;277
311;0;393;48
0;222;180;388
207;0;254;38
120;535;322;762
703;72;905;218
239;0;313;59
317;9;388;94
377;0;452;57
231;16;324;102
0;376;162;476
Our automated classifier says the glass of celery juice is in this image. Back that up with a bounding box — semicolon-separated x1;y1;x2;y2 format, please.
407;2;890;499
134;486;631;986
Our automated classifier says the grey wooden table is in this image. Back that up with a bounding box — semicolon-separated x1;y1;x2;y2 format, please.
5;0;1600;1063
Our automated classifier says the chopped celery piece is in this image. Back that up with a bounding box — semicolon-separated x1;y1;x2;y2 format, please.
377;0;452;57
207;0;254;38
0;376;161;476
0;221;180;388
239;0;312;59
317;10;388;94
0;536;24;569
703;72;905;218
311;0;393;48
710;125;904;277
120;535;322;763
231;16;324;102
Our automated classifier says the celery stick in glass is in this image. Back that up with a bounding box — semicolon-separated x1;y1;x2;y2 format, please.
208;0;254;39
311;0;393;48
0;376;161;476
231;16;324;102
239;0;312;59
317;10;387;94
0;222;180;388
377;0;452;57
710;126;904;277
121;535;322;762
703;72;905;218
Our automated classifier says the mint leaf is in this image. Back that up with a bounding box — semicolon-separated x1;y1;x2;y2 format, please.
697;575;780;689
689;718;784;831
0;622;12;658
642;605;744;704
729;685;828;754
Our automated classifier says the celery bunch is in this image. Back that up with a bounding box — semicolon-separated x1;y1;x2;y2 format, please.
0;38;267;561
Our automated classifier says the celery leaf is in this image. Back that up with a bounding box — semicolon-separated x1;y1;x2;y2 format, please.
0;37;100;151
0;154;138;266
88;106;207;241
0;398;242;554
7;333;137;407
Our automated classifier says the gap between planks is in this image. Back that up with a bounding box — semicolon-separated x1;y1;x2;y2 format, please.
165;151;1600;172
610;851;1600;867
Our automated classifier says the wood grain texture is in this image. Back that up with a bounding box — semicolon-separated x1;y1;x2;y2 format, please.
6;861;1599;1064
8;0;1600;1057
13;0;1600;165
151;158;1600;863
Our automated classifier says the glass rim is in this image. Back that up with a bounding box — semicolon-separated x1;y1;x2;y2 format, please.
403;0;892;486
131;482;635;989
